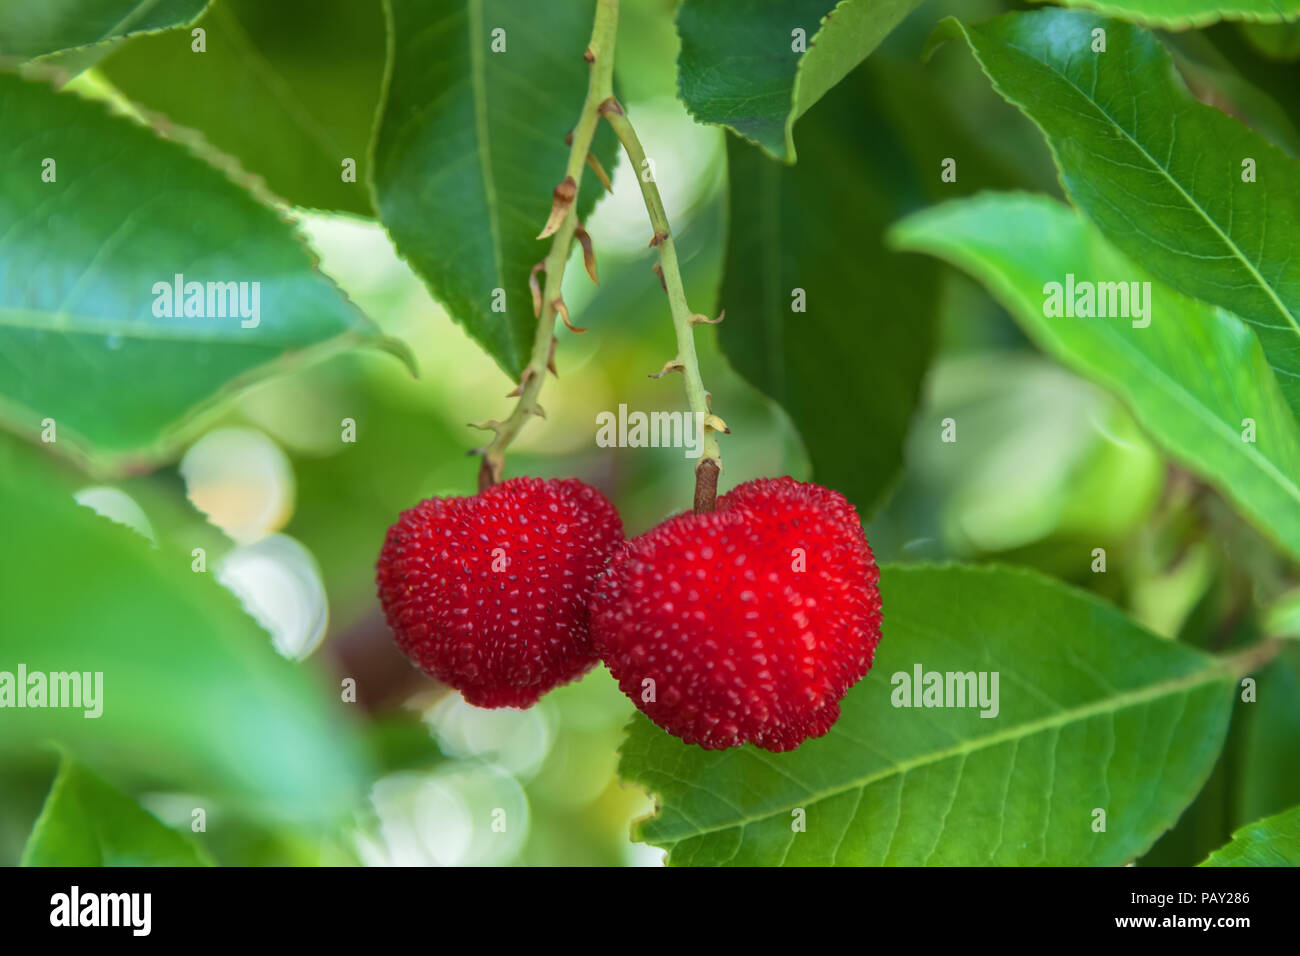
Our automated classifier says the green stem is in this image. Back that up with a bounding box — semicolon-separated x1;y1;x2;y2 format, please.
600;99;725;510
480;0;620;487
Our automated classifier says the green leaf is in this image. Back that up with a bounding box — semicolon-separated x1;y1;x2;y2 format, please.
0;439;369;824
1239;21;1300;60
99;0;385;216
675;0;922;162
717;67;937;517
0;70;407;469
1234;645;1300;824
1029;0;1300;30
22;756;211;866
0;0;207;60
1265;590;1300;638
939;9;1300;417
890;193;1300;562
621;564;1241;866
1137;722;1237;865
1201;803;1300;865
372;0;618;379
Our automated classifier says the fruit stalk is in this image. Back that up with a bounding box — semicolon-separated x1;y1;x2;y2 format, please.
598;96;726;513
479;0;620;488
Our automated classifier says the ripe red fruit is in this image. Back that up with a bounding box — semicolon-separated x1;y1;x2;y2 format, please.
590;476;881;751
377;477;623;709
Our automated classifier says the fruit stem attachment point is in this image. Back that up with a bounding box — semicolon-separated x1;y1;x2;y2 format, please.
477;456;495;493
694;458;719;515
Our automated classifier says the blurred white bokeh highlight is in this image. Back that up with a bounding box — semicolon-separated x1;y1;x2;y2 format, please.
625;842;668;867
180;426;295;544
422;694;555;781
216;534;328;660
357;763;529;867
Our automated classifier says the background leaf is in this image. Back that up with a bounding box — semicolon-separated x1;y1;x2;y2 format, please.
621;564;1240;866
0;439;369;825
99;0;385;216
1189;23;1300;149
717;65;939;516
890;193;1300;561
943;9;1300;416
675;0;921;161
0;0;207;60
1233;644;1300;822
1029;0;1300;29
1201;803;1300;864
372;0;619;379
1264;592;1300;638
1238;20;1300;59
1164;27;1300;157
0;70;403;468
21;756;211;866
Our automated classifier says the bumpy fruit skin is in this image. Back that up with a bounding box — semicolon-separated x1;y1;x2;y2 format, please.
590;476;881;751
377;477;623;709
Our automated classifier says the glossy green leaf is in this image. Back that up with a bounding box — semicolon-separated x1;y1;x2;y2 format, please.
1201;803;1300;864
22;756;211;866
99;0;385;216
0;0;207;60
676;0;921;162
621;564;1241;866
890;193;1300;562
0;439;369;824
1031;0;1300;29
373;0;618;378
717;67;937;517
940;9;1300;416
0;70;406;469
